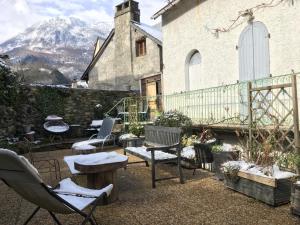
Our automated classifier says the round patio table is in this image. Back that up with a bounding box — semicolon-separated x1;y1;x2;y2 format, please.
74;152;128;203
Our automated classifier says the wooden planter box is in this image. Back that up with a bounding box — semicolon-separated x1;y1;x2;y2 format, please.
224;171;296;206
291;183;300;216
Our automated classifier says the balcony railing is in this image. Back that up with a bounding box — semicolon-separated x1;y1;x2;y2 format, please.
108;72;300;127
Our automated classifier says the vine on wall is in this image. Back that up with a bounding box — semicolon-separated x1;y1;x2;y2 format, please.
207;0;295;37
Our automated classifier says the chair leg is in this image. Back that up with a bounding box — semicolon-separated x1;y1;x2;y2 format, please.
177;153;184;184
81;197;101;225
23;207;40;225
48;211;63;225
91;214;99;225
55;159;61;180
151;151;156;188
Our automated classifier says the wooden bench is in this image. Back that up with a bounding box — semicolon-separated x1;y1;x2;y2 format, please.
124;125;184;188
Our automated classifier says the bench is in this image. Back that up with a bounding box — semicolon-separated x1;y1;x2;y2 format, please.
124;125;184;188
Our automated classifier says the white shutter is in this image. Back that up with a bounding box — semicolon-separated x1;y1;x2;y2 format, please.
252;22;270;80
239;24;254;81
239;22;270;81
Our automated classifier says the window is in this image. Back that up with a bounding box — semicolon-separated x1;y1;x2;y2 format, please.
185;50;201;91
136;38;146;57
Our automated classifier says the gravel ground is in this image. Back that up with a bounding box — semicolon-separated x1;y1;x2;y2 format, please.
0;147;299;225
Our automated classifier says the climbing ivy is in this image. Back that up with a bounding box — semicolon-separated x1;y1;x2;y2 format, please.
0;59;18;106
34;87;69;118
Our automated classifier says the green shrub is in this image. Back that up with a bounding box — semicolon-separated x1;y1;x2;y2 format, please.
128;122;144;137
212;145;223;153
181;134;199;147
154;111;192;127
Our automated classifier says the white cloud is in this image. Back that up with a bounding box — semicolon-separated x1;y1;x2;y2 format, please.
0;0;48;43
0;0;167;44
72;8;113;23
14;0;30;13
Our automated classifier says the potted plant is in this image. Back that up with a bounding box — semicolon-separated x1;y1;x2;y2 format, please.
291;154;300;216
128;122;144;137
181;129;217;170
211;144;240;180
222;163;241;183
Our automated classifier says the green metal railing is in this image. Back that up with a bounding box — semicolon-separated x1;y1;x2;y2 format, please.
108;72;300;127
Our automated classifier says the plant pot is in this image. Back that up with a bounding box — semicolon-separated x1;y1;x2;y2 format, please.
212;151;239;180
291;183;300;216
224;170;297;206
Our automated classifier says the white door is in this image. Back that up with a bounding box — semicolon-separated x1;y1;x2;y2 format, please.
239;22;270;81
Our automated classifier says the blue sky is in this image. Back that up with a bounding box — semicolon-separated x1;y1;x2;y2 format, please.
0;0;165;43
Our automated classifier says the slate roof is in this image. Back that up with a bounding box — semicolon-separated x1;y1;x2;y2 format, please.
131;21;162;45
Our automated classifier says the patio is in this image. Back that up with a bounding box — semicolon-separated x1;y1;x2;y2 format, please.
0;147;299;225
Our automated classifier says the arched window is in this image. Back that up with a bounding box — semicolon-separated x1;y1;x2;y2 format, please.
186;50;201;91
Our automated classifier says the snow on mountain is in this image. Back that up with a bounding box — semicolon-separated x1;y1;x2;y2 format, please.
0;17;112;80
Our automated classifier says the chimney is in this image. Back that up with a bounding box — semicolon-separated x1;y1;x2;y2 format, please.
115;0;140;23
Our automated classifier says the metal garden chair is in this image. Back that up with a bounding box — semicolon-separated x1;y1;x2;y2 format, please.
72;118;116;153
0;148;113;225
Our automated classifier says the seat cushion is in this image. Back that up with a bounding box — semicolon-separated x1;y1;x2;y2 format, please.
73;144;96;152
54;178;113;211
72;139;105;150
125;146;177;161
181;146;195;160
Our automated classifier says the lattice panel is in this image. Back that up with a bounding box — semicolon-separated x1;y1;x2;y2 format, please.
249;82;297;154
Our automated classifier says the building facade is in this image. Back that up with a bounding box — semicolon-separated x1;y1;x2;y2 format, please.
82;0;163;97
153;0;300;95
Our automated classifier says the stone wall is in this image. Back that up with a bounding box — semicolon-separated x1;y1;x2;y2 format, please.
0;85;134;138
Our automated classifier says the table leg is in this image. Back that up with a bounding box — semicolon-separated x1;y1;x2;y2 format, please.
87;170;118;203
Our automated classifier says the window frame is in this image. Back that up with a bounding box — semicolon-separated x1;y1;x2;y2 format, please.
136;38;147;57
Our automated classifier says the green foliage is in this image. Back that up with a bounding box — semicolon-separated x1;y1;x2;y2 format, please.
154;111;192;127
181;134;199;147
212;145;223;153
128;122;144;137
0;60;18;106
294;154;300;167
35;87;68;118
275;152;300;171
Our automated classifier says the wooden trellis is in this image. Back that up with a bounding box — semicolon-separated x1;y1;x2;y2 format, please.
248;75;300;161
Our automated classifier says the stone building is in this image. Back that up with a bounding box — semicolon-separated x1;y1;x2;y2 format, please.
82;0;163;97
153;0;300;95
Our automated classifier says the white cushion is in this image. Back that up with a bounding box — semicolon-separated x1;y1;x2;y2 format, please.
72;144;96;151
181;146;196;160
72;139;105;150
54;178;113;210
125;146;177;161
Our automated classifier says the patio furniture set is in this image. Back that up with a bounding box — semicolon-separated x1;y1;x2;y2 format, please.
0;117;186;224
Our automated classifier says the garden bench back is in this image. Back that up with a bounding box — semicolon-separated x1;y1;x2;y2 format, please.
144;125;182;148
124;125;184;188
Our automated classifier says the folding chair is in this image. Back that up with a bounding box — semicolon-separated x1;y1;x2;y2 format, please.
0;148;113;225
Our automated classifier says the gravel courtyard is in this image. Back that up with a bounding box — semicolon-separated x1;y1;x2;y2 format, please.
0;147;299;225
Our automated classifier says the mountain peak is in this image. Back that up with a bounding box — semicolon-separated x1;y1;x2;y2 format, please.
0;16;112;80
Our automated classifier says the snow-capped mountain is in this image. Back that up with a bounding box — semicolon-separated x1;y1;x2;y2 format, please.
0;17;112;81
